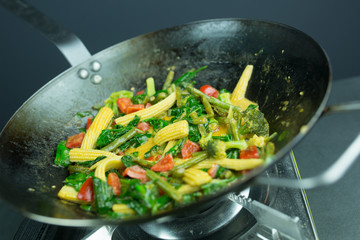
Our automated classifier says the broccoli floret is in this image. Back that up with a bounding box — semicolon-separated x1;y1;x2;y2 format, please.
198;131;213;150
206;140;247;159
239;108;269;136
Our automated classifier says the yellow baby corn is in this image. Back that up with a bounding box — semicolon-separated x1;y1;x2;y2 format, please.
126;138;156;159
193;158;264;171
112;204;136;215
182;168;212;186
57;185;88;204
94;156;123;182
177;184;201;195
154;120;189;146
69;148;117;162
236;97;257;111
81;106;114;149
230;65;254;107
114;92;176;126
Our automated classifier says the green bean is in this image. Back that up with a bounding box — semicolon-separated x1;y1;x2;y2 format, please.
162;70;175;90
201;96;214;116
176;86;182;107
190;116;208;125
229;119;240;141
145;169;182;202
170;151;208;174
101;127;140;152
132;157;156;168
187;86;241;112
67;165;91;174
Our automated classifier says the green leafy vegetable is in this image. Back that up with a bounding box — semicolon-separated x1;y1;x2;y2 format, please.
54;141;71;167
64;172;88;191
93;177;114;214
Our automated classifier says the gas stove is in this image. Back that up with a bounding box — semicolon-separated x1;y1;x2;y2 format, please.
13;152;317;240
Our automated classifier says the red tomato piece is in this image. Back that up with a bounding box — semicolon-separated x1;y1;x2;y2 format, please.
66;132;85;149
146;155;161;162
136;90;145;95
207;164;220;178
77;177;94;202
151;154;174;172
240;146;259;159
181;140;201;159
200;85;219;98
86;117;93;130
117;98;132;113
107;172;121;196
123;165;149;183
137;122;150;132
145;102;152;108
126;104;145;114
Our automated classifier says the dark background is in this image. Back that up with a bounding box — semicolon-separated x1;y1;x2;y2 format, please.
0;1;359;239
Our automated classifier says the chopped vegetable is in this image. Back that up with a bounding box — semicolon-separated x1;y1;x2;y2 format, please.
151;154;174;172
240;145;259;159
117;98;132;113
107;172;121;196
77;177;94;202
56;64;275;219
66;132;85;149
123;165;149;183
200;85;219;98
181;140;201;159
206;139;247;159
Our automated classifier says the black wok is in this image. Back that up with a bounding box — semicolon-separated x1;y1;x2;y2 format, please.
0;1;338;227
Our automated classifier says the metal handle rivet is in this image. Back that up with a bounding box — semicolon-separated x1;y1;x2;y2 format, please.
78;68;89;79
91;74;102;84
90;61;101;72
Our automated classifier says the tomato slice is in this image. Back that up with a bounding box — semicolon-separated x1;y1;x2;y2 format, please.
200;85;219;98
77;177;94;202
126;104;145;114
107;172;121;196
117;98;132;113
137;122;150;132
151;154;174;172
123;165;149;183
181;140;201;159
136;90;145;95
66;132;85;149
240;146;259;159
207;163;219;178
146;155;161;162
86;117;93;130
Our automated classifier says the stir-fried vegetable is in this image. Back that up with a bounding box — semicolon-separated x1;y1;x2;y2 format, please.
54;64;275;219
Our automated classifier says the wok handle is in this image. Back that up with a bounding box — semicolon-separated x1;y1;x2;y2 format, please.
322;101;360;115
254;133;360;189
0;0;91;67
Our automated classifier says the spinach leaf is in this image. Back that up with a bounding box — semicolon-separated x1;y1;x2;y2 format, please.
64;172;88;191
96;126;128;148
144;145;160;159
188;124;201;142
173;66;207;88
131;93;148;105
54;141;71;167
144;118;170;132
119;132;152;151
121;155;136;168
93;177;114;214
165;138;186;157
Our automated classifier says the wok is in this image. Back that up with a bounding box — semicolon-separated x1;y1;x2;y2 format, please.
1;0;359;227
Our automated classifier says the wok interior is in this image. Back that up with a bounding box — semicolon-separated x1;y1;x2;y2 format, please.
0;19;330;225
